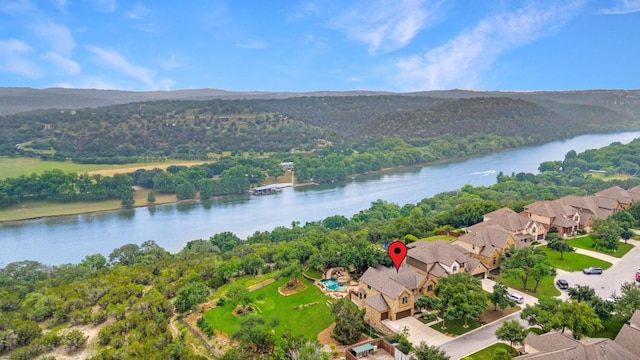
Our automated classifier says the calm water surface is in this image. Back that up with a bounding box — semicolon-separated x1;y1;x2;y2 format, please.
2;131;640;266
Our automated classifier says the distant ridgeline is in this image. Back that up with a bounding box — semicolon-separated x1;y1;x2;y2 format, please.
0;89;639;163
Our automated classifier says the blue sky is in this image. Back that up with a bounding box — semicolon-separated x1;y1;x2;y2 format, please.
1;0;639;92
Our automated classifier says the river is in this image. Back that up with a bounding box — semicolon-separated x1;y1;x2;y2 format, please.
2;131;640;267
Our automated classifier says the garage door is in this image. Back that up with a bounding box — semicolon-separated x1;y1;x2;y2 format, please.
396;309;412;320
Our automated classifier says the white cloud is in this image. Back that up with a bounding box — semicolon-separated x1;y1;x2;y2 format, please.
126;3;149;19
86;45;172;90
53;0;67;11
0;39;40;77
44;52;80;74
393;1;585;91
92;0;117;12
33;22;75;55
0;0;33;13
159;53;180;70
332;0;440;55
235;41;269;49
599;0;640;14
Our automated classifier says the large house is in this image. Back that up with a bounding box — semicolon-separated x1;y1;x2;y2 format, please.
353;240;488;330
556;195;616;231
522;200;581;237
452;224;519;270
596;185;640;210
515;310;640;360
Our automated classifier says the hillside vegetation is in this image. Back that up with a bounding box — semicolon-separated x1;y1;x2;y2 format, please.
1;90;639;162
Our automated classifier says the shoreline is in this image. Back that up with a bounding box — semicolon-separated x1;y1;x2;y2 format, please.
3;129;639;224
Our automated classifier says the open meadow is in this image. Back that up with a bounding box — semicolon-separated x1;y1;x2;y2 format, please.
0;156;207;179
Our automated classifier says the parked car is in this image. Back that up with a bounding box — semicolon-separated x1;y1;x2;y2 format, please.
508;293;525;304
636;272;640;282
583;267;603;274
556;279;569;289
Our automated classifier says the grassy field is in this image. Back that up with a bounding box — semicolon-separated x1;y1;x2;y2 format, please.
492;273;560;298
464;343;517;360
303;268;324;280
568;236;634;258
422;234;457;242
0;189;178;222
587;172;631;181
0;156;207;179
203;277;334;339
538;246;612;271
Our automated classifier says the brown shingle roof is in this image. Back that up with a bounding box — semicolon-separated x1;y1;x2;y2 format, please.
596;186;633;206
407;240;468;267
363;293;390;312
629;309;640;328
480;207;531;232
359;265;424;299
517;331;640;360
614;324;640;356
523;332;579;353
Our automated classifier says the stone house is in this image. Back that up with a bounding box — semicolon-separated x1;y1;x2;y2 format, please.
452;224;520;271
522;200;581;237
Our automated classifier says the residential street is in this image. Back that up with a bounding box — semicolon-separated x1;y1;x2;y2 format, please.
386;239;640;359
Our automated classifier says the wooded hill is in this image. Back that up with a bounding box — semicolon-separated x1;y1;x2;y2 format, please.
1;88;639;161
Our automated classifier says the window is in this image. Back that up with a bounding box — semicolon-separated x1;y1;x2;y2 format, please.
402;297;408;304
492;257;497;265
532;226;537;232
452;265;458;272
427;285;433;292
472;244;475;250
367;285;371;289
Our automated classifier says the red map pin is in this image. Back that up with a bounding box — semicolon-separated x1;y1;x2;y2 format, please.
388;241;407;272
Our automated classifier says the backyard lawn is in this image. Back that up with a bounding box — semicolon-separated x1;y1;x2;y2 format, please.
568;236;634;258
464;343;518;360
203;277;335;339
539;246;612;271
590;318;625;339
422;234;457;242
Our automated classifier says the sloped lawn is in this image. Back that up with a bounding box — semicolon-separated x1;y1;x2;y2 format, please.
539;246;612;271
568;236;634;258
203;277;334;339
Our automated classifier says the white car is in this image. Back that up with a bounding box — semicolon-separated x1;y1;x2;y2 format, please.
508;293;525;304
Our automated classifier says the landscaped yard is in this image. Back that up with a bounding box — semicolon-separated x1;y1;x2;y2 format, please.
464;343;517;360
590;318;625;339
303;268;324;280
492;274;560;298
430;317;481;336
203;277;335;339
568;236;634;258
422;234;457;242
539;246;612;271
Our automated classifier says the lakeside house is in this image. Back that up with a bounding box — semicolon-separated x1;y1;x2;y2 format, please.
353;240;488;331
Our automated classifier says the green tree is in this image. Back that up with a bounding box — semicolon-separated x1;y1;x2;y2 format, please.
331;299;365;345
492;347;511;360
412;341;450;360
197;178;213;199
62;329;88;352
267;160;285;180
120;190;134;208
147;190;156;204
531;262;556;293
547;238;574;260
502;247;549;291
558;300;603;339
489;283;516;311
495;320;526;352
232;317;275;354
434;273;488;328
175;181;196;200
174;282;209;313
79;254;107;270
614;282;640;321
568;285;596;303
108;244;141;266
521;297;562;332
591;218;622;250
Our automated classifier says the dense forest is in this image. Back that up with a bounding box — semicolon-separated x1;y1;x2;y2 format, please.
1;92;639;162
3;140;640;359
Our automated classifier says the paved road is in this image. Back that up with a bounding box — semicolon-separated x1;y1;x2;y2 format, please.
555;239;640;300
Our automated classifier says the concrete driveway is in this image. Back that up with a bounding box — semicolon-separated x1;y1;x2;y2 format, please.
383;316;452;347
554;239;640;300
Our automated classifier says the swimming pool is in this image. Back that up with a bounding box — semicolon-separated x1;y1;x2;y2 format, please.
321;278;347;291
